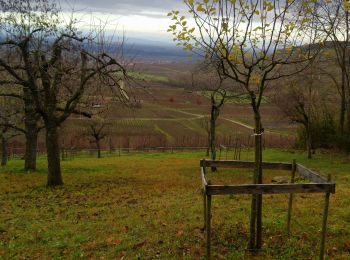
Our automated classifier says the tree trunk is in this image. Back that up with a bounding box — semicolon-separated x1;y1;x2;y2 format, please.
97;140;101;158
46;126;63;186
1;135;8;166
306;125;312;159
255;115;263;250
210;105;218;172
24;122;38;171
249;110;263;251
24;89;38;171
210;110;217;161
340;70;347;135
347;95;350;134
345;9;350;134
340;92;346;135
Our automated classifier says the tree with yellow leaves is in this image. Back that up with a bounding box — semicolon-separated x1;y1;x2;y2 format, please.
168;0;326;252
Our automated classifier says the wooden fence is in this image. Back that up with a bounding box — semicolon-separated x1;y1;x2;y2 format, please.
200;159;336;260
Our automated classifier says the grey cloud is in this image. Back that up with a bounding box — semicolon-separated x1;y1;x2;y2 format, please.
62;0;187;17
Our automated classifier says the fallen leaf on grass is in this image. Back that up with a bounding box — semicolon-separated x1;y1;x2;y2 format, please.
119;251;127;259
123;225;129;233
106;237;122;245
127;199;138;205
133;240;146;248
177;230;184;236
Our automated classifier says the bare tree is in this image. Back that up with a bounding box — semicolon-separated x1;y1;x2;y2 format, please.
275;83;315;158
0;1;130;186
275;58;330;159
0;126;20;166
86;121;108;158
312;1;350;134
188;68;232;164
0;0;54;170
0;83;42;170
0;97;23;166
168;0;325;251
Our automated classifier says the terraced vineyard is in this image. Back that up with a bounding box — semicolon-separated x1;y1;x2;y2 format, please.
54;83;296;152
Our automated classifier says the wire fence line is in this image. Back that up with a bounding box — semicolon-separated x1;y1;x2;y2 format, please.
4;131;295;161
4;147;211;160
3;144;268;162
5;132;295;159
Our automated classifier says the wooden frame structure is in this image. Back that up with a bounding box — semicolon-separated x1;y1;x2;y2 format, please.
200;159;336;260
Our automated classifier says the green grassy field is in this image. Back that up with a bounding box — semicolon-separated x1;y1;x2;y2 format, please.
0;150;349;259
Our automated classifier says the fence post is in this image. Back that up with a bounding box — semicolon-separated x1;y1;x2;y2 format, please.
203;190;207;230
287;159;296;235
320;174;331;260
206;194;212;260
238;144;241;160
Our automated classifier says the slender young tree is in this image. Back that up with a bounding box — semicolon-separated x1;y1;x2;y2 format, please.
168;0;324;251
208;87;225;163
190;70;228;162
86;120;108;159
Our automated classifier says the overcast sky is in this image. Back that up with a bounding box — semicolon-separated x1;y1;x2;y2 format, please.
61;0;187;44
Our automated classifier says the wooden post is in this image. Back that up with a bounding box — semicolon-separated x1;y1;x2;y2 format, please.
203;190;207;230
206;194;212;260
287;159;296;235
320;174;331;260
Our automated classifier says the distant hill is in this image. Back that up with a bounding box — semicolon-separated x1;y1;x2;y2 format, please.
0;34;195;63
123;39;198;63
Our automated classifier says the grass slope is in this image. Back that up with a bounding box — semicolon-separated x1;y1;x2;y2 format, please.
0;150;349;259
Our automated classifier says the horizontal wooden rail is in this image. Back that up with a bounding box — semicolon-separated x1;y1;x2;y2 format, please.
205;183;336;195
296;164;328;183
200;160;292;171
